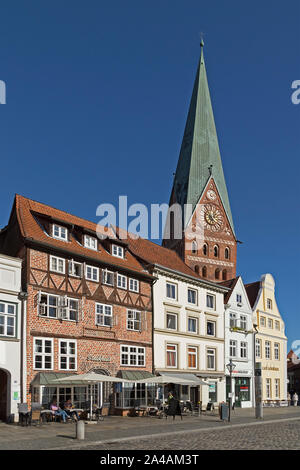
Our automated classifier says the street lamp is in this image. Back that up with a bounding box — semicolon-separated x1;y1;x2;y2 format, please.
226;358;236;422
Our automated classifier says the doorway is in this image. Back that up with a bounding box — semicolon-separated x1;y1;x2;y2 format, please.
0;369;9;421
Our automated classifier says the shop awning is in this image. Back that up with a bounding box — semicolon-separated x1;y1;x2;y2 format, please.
31;372;75;386
159;372;208;386
117;370;156;381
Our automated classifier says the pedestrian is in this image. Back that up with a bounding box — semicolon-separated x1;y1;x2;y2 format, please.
166;392;182;421
293;392;298;407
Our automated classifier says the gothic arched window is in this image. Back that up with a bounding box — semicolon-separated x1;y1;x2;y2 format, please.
192;241;198;254
222;269;227;280
214;245;219;258
202;266;207;278
195;265;199;274
215;268;220;280
225;247;230;260
203;243;208;256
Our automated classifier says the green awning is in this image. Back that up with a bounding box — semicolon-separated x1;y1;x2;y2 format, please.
31;372;78;386
117;370;155;381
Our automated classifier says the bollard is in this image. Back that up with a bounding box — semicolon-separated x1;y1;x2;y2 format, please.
76;420;85;440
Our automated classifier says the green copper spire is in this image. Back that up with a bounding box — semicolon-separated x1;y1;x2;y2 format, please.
171;45;235;235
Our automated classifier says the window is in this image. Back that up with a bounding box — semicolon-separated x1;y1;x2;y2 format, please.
236;294;242;304
85;265;99;282
188;288;197;305
52;224;68;241
50;256;65;274
207;321;216;336
266;378;271;399
225;247;230;259
0;302;16;337
121;345;145;366
265;341;271;359
230;340;237;357
84;235;97;250
206;294;215;309
268;319;273;329
203;244;208;256
255;338;261;358
207;348;216;370
38;293;79;321
166;313;177;330
260;316;266;327
230;312;237;327
202;266;207;277
59;340;76;370
117;274;127;290
274;343;280;360
95;304;113;327
112;244;124;258
191;241;197;254
222;270;227;281
240;315;247;330
240;342;247;358
34;338;53;369
166;344;177;368
129;278;139;293
213;245;219;258
166;282;177;300
102;269;114;286
188;347;197;369
267;298;272;309
215;268;220;280
275;379;280;398
127;310;141;331
68;260;82;277
188;317;197;333
275;321;280;330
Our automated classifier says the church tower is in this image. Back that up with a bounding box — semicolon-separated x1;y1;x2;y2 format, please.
162;42;237;282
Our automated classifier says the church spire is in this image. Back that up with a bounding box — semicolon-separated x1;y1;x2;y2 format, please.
170;44;235;235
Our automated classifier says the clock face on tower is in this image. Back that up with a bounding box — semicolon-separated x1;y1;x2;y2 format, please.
207;189;217;201
202;204;224;232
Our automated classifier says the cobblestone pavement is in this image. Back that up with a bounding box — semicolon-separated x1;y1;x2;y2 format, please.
0;407;300;450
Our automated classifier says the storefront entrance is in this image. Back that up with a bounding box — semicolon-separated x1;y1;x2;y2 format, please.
234;378;250;407
0;369;9;421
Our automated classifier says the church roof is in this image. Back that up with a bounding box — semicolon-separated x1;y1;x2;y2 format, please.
171;44;235;234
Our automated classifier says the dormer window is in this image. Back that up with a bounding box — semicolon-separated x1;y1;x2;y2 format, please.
112;244;124;258
84;235;97;251
52;224;68;241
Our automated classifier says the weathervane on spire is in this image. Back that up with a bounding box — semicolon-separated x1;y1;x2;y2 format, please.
200;31;205;48
208;164;213;175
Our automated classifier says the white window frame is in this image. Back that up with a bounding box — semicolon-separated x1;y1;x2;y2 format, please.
230;312;237;328
85;265;99;282
240;315;247;330
112;244;124;258
52;224;68;241
268;318;273;329
230;340;237;357
33;337;53;370
50;255;65;274
188;317;198;334
38;292;79;321
206;294;215;310
255;338;261;358
129;278;139;293
206;320;216;337
84;234;97;251
120;345;145;367
117;274;127;290
166;282;177;300
207;348;216;370
95;303;113;327
166;312;177;331
266;378;271;399
274;343;280;360
240;341;247;359
68;260;82;278
267;298;272;309
275;379;280;399
236;294;242;304
0;302;16;337
166;343;177;368
188;288;197;305
127;309;141;331
102;269;114;286
187;346;198;369
265;341;271;359
59;339;77;371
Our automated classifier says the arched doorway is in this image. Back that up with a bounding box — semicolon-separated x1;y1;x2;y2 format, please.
0;369;10;421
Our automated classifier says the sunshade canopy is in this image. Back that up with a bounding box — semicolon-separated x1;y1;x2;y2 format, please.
159;372;209;386
136;374;205;385
52;371;135;384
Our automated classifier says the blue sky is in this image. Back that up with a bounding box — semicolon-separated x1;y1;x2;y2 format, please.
0;1;299;348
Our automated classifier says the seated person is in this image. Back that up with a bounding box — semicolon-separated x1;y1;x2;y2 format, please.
50;400;68;423
63;399;79;421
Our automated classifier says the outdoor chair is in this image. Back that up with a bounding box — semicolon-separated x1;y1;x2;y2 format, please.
18;403;30;426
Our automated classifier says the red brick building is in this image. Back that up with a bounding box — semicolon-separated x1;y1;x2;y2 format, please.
0;195;154;414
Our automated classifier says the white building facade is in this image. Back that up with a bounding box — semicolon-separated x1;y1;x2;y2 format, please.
0;254;25;422
223;277;254;408
152;264;229;408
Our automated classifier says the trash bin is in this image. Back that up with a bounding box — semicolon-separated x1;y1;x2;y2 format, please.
220;402;229;421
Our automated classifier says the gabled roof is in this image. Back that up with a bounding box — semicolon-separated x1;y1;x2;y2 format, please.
219;276;240;304
244;281;260;308
170;44;234;234
12;195;151;277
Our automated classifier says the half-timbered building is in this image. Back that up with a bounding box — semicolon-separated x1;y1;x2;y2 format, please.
0;195;154;415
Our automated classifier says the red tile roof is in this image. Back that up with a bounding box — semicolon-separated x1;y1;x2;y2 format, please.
244;281;260;308
14;195;151;277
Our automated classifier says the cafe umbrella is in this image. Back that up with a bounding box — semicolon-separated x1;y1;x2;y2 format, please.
52;371;135;420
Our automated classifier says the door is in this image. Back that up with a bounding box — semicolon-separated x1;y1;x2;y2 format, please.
0;369;8;421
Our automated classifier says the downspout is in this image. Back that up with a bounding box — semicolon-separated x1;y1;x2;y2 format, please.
253;323;258;408
18;291;28;403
